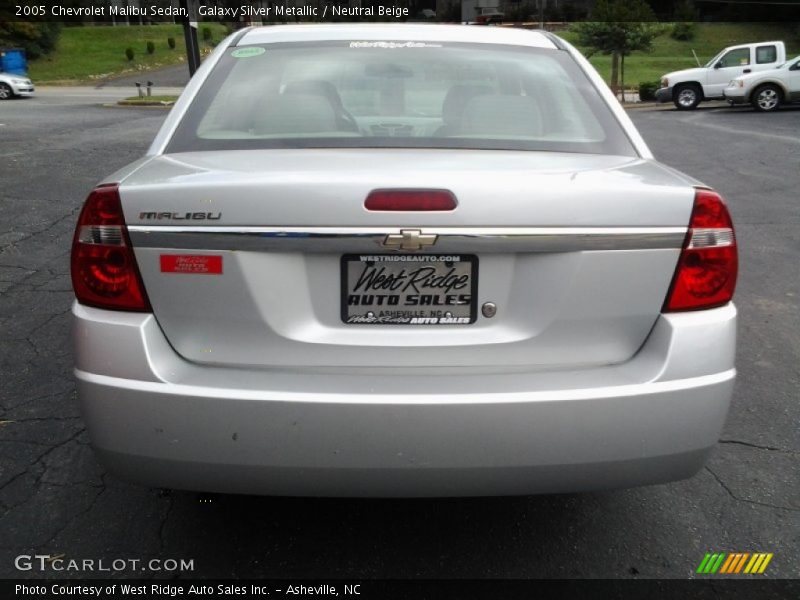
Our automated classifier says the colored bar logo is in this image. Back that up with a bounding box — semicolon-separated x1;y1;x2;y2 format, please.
697;552;773;574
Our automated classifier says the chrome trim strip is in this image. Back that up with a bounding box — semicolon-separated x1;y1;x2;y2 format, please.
127;226;687;253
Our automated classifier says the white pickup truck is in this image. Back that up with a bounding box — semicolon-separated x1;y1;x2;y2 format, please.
655;41;786;110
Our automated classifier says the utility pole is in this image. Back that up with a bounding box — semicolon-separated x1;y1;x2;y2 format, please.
179;0;201;77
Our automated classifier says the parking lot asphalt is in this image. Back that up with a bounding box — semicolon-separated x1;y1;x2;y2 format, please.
0;93;797;580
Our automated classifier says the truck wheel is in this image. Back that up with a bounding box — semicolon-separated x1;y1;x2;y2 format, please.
0;83;13;100
752;84;782;112
673;84;701;110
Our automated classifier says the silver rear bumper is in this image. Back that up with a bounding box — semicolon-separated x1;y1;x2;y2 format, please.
74;302;736;497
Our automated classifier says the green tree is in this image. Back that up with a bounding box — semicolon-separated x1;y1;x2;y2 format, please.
571;0;662;98
671;1;697;41
0;7;61;60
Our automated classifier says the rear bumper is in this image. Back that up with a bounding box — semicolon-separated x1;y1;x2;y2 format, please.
74;302;736;497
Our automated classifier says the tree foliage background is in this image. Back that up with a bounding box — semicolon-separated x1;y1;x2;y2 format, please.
572;0;663;97
0;0;88;59
0;12;61;59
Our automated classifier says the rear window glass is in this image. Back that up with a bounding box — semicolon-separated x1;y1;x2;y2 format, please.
167;41;636;156
756;45;777;64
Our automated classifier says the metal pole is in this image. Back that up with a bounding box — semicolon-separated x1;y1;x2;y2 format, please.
179;0;201;77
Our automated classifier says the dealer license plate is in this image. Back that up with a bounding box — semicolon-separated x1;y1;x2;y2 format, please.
341;254;478;325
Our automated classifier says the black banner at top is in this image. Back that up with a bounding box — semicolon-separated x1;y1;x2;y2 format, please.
4;0;800;23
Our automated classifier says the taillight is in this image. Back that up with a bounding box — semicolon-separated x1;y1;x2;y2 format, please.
664;188;737;312
70;184;151;312
365;189;457;211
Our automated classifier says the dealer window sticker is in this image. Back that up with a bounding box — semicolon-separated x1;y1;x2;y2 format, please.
349;41;443;49
231;47;266;58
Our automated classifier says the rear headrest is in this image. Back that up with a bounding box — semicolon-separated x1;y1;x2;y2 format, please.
282;79;345;111
253;93;338;135
461;94;543;137
441;85;492;126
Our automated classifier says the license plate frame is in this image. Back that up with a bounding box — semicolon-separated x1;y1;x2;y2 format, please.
341;254;478;325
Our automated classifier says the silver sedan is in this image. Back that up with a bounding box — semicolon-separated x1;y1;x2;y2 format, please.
71;25;738;497
0;72;34;99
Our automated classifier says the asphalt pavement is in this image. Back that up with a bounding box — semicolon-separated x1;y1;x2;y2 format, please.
0;91;797;580
15;86;185;106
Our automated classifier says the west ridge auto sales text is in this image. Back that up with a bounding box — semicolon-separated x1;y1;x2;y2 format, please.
42;4;408;18
15;583;351;596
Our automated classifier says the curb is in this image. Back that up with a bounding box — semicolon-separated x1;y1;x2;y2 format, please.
623;102;663;110
103;102;173;109
117;100;175;107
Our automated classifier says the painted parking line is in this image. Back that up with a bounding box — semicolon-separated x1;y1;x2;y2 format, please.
681;113;800;144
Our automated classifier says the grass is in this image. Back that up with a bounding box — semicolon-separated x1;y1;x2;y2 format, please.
28;22;800;88
28;24;228;84
561;22;800;87
118;95;179;105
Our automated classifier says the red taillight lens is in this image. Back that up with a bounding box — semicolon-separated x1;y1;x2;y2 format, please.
70;184;151;312
364;189;457;211
664;188;738;312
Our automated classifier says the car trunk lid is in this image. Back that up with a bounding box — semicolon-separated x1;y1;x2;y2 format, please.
120;149;693;369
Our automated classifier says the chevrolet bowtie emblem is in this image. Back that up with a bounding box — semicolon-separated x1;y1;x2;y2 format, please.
383;229;438;251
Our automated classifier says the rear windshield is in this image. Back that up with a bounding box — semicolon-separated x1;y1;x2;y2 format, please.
167;41;636;156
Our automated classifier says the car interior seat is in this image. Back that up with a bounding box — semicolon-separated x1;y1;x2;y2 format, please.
282;80;359;133
435;85;493;136
252;93;340;136
460;94;543;138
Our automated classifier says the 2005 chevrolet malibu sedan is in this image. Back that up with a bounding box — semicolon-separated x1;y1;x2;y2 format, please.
71;25;737;497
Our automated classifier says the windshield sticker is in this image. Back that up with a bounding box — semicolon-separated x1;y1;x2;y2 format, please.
231;47;266;58
349;41;443;49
